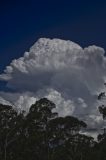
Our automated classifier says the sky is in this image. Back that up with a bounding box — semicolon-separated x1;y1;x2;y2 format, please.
0;0;106;137
0;0;106;72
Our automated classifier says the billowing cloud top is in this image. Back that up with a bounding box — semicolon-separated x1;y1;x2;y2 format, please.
0;38;106;136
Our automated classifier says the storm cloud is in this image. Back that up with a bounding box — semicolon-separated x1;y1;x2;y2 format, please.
0;38;106;134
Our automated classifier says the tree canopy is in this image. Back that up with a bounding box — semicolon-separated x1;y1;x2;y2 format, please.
0;97;105;160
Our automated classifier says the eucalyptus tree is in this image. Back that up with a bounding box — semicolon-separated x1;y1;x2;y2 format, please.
25;98;58;160
0;104;24;160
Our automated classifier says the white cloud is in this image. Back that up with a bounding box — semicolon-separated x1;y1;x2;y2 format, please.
43;88;75;116
0;38;106;136
0;96;12;106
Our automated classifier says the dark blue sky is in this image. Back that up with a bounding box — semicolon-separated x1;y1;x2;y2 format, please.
0;0;106;73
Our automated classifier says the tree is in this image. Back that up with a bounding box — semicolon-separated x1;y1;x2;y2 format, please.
24;98;89;160
47;116;88;160
25;98;58;160
0;104;24;160
0;98;96;160
96;84;106;160
99;105;106;119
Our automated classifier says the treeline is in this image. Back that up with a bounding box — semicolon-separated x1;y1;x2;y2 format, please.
0;98;106;160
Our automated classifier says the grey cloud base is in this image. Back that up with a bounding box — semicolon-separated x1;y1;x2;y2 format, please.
0;38;106;137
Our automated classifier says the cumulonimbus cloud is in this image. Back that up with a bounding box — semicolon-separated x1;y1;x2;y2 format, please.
0;38;106;136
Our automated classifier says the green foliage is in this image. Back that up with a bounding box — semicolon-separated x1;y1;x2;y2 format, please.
0;104;25;160
97;85;106;159
99;105;106;119
0;97;105;160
